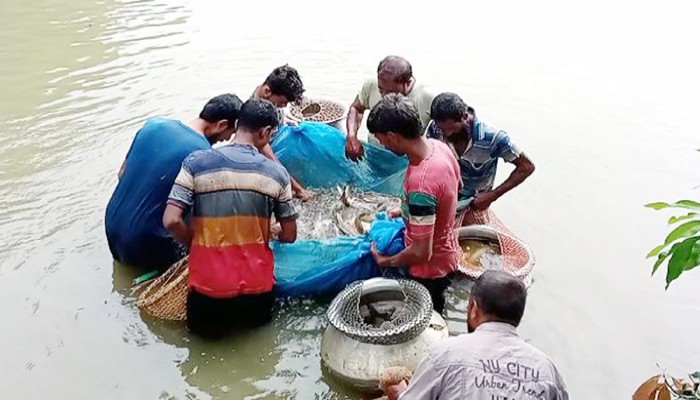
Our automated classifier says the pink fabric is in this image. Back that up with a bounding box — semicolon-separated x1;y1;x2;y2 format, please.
404;139;462;278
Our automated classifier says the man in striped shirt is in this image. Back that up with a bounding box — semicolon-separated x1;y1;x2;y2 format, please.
163;98;298;337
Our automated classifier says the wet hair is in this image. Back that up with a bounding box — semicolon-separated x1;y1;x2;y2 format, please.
264;64;305;103
377;55;413;84
199;93;243;126
471;270;527;327
366;93;422;139
379;366;412;392
430;92;474;122
237;98;280;131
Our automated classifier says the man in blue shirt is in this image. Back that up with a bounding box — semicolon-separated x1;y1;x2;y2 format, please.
426;93;535;215
105;93;243;270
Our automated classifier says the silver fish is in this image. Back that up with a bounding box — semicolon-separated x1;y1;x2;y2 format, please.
334;185;401;236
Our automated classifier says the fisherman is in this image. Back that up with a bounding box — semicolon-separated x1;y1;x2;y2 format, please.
345;56;435;162
391;270;569;400
367;94;461;314
105;93;242;271
427;93;535;220
251;64;313;202
163;98;298;337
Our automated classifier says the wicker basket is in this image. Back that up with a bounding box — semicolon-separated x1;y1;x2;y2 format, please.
457;209;536;282
136;256;189;321
288;98;346;124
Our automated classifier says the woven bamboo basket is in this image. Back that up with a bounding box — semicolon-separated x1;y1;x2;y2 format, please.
457;209;536;283
288;98;346;124
136;256;189;321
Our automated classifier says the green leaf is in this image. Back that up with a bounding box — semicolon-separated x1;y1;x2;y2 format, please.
664;220;700;245
646;202;670;210
676;200;700;210
652;250;671;275
647;244;667;258
646;200;700;212
665;237;700;289
668;212;698;224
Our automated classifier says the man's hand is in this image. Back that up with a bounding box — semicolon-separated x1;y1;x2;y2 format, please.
283;115;299;127
370;242;390;267
270;222;281;239
387;207;402;218
471;191;499;211
294;187;314;202
345;136;365;162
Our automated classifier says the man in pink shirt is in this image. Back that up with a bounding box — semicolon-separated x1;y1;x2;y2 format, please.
368;93;462;313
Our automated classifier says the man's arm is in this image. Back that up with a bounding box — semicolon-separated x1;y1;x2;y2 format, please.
163;159;196;245
273;177;299;243
395;353;442;400
346;96;366;141
277;218;297;243
371;236;432;267
371;191;437;267
471;152;535;210
163;203;192;246
345;96;367;161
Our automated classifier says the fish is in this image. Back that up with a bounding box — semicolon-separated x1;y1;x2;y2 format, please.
334;185;401;236
281;186;400;239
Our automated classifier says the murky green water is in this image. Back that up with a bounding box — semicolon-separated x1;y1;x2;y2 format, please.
1;0;699;398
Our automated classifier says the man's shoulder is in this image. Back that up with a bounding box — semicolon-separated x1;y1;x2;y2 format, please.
424;333;480;366
181;148;219;171
473;118;510;143
258;155;291;183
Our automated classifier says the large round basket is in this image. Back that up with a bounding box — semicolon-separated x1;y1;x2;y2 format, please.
456;209;536;283
326;278;433;346
288;98;346;124
136;257;189;321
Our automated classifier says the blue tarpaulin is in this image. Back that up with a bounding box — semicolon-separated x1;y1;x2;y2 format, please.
270;122;408;298
271;122;407;195
274;214;407;298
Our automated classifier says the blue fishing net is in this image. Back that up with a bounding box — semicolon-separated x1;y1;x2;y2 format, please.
271;122;407;195
268;122;412;297
273;214;407;298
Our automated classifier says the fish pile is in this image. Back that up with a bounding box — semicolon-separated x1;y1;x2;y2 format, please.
289;186;401;240
460;239;503;270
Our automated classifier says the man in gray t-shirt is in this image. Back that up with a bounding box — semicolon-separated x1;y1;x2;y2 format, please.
395;271;569;400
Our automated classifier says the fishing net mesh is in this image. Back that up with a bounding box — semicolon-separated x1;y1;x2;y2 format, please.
136;256;188;321
458;208;536;281
326;279;433;345
288;98;346;123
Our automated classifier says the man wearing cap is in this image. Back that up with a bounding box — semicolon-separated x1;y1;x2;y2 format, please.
345;55;435;162
427;92;535;217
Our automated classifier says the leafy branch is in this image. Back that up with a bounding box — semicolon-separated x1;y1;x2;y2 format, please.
645;200;700;289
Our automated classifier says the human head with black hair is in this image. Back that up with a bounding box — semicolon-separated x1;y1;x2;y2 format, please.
430;92;476;138
198;93;243;144
255;64;305;108
377;56;414;97
234;98;280;150
467;270;527;333
366;93;422;156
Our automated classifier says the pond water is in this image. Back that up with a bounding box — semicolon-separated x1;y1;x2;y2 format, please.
1;0;699;398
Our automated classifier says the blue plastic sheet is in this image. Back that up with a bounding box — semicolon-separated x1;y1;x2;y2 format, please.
273;214;407;298
271;122;407;195
270;122;411;298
